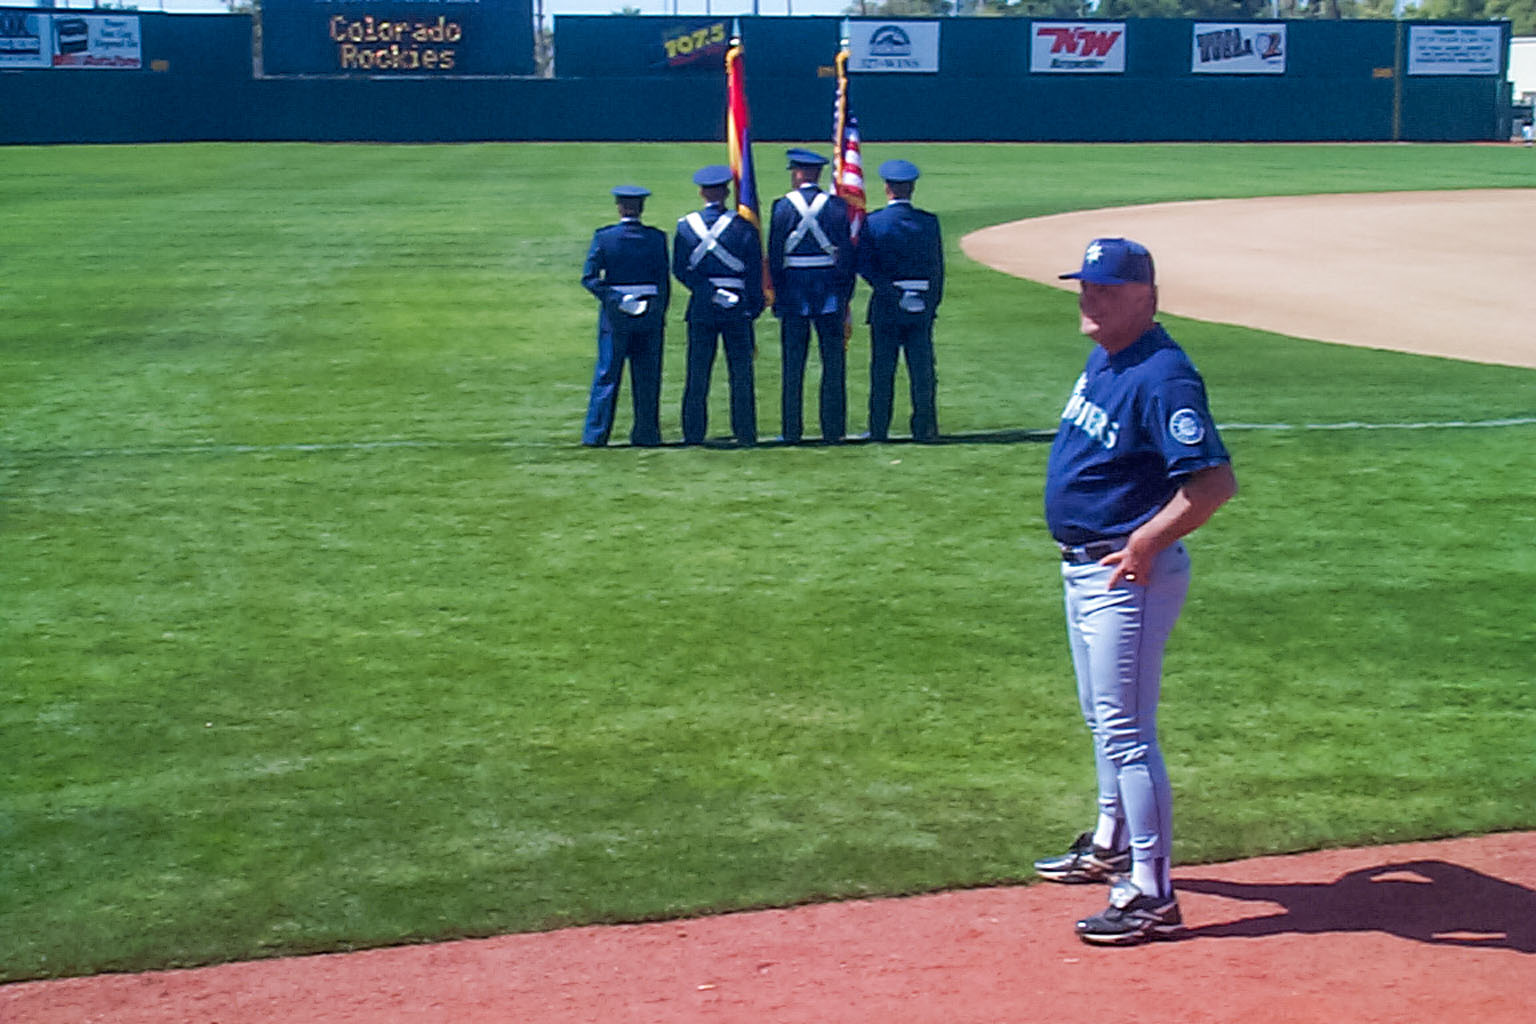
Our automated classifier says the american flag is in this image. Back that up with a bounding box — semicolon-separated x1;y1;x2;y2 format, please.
833;48;866;243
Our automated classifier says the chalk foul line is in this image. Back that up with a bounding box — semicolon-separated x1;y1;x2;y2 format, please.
3;417;1532;463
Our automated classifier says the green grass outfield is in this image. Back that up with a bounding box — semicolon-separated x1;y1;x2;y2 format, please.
2;143;1533;981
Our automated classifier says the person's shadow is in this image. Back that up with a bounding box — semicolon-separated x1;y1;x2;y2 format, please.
1177;858;1536;952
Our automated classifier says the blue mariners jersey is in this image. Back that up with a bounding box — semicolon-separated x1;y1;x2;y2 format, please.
1044;324;1230;545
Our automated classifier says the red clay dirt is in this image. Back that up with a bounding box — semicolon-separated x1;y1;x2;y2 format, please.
5;832;1533;1023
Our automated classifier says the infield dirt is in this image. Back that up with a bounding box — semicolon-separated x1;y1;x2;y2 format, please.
5;832;1532;1023
962;189;1536;370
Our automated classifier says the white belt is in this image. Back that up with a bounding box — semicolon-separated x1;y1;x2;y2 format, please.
614;283;657;316
785;254;835;269
708;277;746;289
894;279;930;291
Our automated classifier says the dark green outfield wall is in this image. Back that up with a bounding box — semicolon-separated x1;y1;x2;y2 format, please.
0;13;1513;144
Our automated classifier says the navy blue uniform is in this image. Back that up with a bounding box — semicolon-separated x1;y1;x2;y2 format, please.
581;218;670;446
767;184;854;442
1045;324;1229;544
1043;319;1230;937
857;198;944;441
673;202;763;445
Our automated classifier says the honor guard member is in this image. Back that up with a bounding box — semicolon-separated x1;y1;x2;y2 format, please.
673;164;764;447
856;159;944;442
1033;238;1237;946
581;184;670;447
767;147;855;443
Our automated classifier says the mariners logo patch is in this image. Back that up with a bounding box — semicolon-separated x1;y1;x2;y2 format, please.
1168;408;1205;446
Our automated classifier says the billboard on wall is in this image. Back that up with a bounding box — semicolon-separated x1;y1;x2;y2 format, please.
260;0;534;77
52;14;141;69
1030;22;1125;74
1191;23;1285;75
0;9;48;68
658;19;730;71
0;11;140;69
846;20;940;74
1407;25;1501;76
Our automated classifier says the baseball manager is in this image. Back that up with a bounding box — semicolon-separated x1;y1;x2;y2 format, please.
1033;237;1238;946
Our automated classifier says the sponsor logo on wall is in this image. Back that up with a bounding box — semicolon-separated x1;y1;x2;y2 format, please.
1030;22;1125;74
659;20;728;69
1191;23;1285;75
846;20;940;73
1;12;141;69
1407;25;1501;76
0;10;49;69
53;14;141;69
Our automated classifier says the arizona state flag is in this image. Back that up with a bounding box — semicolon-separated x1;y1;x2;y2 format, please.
726;24;771;303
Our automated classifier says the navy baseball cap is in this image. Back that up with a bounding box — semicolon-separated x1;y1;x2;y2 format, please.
878;159;920;183
785;147;829;169
692;165;733;188
1059;237;1156;286
611;184;651;199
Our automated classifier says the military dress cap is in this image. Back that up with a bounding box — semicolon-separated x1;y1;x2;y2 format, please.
878;159;921;183
611;184;651;199
785;147;830;169
1059;237;1156;286
692;165;734;188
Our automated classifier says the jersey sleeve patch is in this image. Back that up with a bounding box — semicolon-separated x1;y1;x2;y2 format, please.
1168;408;1206;446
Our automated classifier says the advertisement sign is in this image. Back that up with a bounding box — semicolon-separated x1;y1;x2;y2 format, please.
0;10;49;68
846;20;940;74
1030;22;1126;74
51;14;141;69
1191;23;1285;75
659;20;729;70
260;0;534;78
1408;25;1501;76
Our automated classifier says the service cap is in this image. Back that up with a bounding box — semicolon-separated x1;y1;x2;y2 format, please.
878;159;921;183
785;147;830;169
611;184;651;199
1059;237;1156;286
692;165;734;188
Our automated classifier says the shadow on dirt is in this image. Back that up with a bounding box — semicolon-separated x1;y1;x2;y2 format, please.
1177;858;1536;952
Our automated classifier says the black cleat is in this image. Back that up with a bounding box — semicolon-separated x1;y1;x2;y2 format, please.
1075;879;1183;946
1033;831;1131;884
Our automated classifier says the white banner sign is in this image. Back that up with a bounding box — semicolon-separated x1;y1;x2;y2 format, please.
1408;25;1501;76
1191;23;1286;75
0;10;51;69
846;21;940;74
52;14;141;70
1030;22;1126;74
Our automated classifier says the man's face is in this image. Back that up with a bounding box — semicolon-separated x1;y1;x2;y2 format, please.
1078;281;1156;351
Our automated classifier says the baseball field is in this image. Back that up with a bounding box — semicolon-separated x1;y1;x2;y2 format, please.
2;143;1533;1012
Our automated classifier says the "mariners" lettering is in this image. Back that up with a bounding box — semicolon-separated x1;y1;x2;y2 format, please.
1061;375;1120;450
